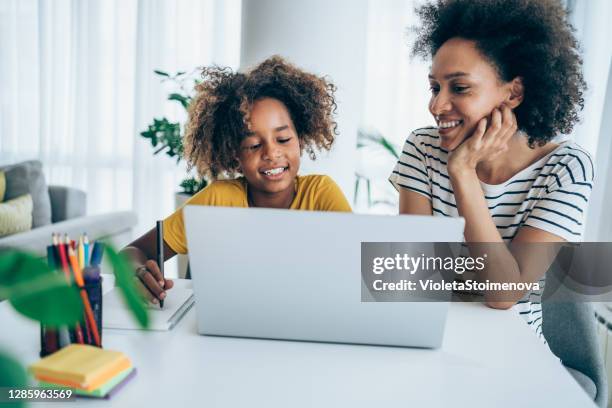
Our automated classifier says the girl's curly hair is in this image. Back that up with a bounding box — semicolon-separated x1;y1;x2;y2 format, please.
412;0;586;146
183;56;338;179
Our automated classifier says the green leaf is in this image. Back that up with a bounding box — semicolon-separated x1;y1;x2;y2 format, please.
0;251;54;287
356;129;399;159
153;70;170;77
9;274;83;325
168;93;189;109
0;251;82;325
0;352;27;407
104;245;149;328
379;136;399;159
0;251;20;281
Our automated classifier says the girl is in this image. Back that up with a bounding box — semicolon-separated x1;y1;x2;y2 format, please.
389;0;592;336
124;56;351;302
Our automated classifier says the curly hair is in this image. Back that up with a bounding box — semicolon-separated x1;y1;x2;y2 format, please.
411;0;586;146
183;56;338;179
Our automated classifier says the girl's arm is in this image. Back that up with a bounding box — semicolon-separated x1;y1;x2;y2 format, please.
121;228;176;303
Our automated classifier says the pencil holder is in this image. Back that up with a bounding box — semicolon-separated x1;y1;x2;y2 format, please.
39;267;103;356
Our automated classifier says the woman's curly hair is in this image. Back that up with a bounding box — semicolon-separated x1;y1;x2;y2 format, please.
412;0;586;146
183;56;338;179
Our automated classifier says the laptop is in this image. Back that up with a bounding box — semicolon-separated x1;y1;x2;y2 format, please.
184;206;464;348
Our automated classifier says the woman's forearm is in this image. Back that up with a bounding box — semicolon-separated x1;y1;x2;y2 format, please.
449;168;503;243
449;168;524;304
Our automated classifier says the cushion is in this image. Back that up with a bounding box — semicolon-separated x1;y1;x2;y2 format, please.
0;194;33;237
0;171;6;202
0;161;51;228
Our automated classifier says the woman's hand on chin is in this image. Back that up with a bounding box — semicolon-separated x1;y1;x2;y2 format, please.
448;104;518;177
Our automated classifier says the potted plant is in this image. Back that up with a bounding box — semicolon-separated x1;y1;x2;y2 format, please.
140;70;207;278
354;128;400;212
139;69;208;201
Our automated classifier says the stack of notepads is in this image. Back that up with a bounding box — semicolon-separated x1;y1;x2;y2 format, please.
30;344;136;399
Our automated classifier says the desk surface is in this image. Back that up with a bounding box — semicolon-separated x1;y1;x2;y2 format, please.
0;279;594;408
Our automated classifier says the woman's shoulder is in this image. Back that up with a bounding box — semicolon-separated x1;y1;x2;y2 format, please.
406;126;442;147
543;141;595;184
401;126;447;160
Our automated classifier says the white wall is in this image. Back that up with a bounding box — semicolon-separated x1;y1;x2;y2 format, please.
568;0;612;157
240;0;369;200
585;61;612;241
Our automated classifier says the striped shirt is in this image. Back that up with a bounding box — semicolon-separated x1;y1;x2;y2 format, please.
389;127;595;337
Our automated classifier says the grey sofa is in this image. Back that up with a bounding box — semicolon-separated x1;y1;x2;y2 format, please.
0;184;137;257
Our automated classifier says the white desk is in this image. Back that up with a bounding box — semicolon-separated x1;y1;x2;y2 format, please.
0;278;594;407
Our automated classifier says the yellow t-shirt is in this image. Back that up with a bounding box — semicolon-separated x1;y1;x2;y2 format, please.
163;174;352;254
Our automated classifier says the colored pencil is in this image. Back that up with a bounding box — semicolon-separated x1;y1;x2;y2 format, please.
90;241;104;266
78;236;85;269
65;235;85;345
83;234;90;267
67;245;101;347
53;233;71;281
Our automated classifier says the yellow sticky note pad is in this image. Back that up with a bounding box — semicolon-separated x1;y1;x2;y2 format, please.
29;344;131;391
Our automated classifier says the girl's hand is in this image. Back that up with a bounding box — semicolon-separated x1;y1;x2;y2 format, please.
134;260;174;304
448;104;517;176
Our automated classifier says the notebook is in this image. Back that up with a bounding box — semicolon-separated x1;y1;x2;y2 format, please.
103;285;195;331
29;344;131;391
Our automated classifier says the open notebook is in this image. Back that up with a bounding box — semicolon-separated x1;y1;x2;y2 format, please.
103;285;195;331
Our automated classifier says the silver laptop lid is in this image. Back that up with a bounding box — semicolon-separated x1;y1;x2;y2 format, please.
184;206;464;348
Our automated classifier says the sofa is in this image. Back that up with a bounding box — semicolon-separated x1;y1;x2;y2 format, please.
0;160;137;257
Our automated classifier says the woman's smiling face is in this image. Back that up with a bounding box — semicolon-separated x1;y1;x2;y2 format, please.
428;37;515;151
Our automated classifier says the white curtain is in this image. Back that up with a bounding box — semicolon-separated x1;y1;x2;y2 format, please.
0;0;241;236
571;0;612;240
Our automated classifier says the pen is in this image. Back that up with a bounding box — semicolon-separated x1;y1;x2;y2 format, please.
156;220;165;309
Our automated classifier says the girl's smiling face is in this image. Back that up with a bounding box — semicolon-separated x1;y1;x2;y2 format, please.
428;37;521;151
237;97;301;202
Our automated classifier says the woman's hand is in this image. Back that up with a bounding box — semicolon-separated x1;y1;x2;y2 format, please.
448;104;517;176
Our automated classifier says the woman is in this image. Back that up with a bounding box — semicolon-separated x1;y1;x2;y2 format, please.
389;0;592;336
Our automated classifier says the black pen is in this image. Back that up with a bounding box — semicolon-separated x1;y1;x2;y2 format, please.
156;220;165;309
